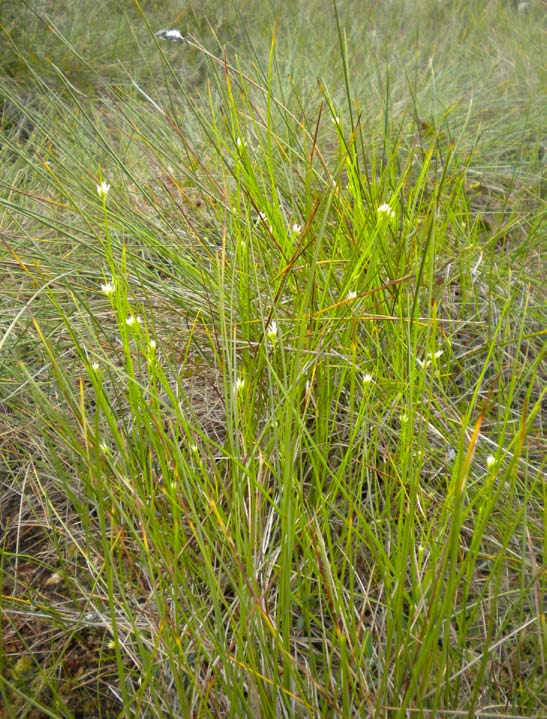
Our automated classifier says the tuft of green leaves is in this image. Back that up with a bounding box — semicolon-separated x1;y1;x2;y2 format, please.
1;1;544;717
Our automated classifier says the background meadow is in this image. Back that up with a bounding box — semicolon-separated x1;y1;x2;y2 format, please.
0;1;545;717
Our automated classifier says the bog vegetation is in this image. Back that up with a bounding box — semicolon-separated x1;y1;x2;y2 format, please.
0;1;544;717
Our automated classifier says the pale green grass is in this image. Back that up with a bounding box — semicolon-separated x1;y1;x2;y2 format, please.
0;1;545;717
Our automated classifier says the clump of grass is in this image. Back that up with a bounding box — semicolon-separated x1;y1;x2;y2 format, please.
1;1;545;717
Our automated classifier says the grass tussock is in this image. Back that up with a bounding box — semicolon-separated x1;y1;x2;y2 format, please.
0;1;545;717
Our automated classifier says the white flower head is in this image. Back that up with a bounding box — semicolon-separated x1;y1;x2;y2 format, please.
154;29;185;41
101;281;115;296
377;202;395;221
235;377;245;393
96;181;110;199
291;223;302;235
149;339;157;351
347;290;357;301
91;361;100;372
266;320;278;342
363;373;374;385
125;315;142;328
486;455;497;469
236;136;245;148
418;348;444;369
255;211;273;232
